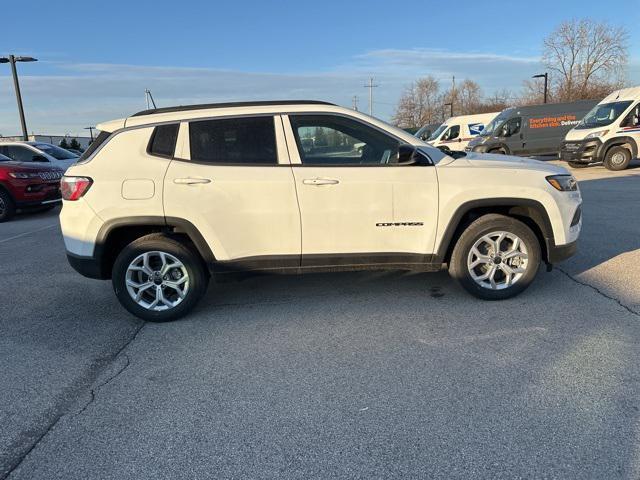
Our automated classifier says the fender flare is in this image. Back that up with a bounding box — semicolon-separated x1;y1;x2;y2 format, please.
434;198;555;263
95;215;216;268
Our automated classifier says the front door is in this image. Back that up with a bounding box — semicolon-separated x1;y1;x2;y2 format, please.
283;114;439;267
164;115;301;267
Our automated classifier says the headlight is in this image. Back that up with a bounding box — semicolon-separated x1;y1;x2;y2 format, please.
585;130;609;139
546;175;578;191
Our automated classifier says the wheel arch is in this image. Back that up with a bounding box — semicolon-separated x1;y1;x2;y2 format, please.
435;199;554;265
95;216;215;279
601;136;638;160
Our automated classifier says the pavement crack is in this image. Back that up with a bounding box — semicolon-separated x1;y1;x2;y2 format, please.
1;321;145;480
557;267;639;318
75;353;131;417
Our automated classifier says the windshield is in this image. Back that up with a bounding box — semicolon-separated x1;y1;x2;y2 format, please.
34;143;79;160
481;111;510;136
576;101;632;129
427;124;448;141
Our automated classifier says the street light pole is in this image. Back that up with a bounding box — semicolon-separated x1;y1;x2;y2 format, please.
532;73;548;104
444;102;453;118
0;55;38;141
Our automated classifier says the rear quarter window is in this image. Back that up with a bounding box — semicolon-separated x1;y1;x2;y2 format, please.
148;124;180;158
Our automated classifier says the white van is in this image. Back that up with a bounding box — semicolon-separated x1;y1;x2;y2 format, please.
427;112;499;152
561;86;640;170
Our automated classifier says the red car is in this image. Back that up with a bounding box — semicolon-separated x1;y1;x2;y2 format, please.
0;153;63;222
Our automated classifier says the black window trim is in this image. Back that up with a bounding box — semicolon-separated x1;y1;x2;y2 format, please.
146;123;180;159
287;112;434;168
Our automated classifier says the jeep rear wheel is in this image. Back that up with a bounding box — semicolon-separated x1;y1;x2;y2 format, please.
112;234;209;322
604;146;631;171
449;214;541;300
0;189;16;223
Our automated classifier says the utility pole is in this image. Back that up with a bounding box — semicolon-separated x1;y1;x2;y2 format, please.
363;77;378;117
0;55;38;141
84;126;95;142
352;95;359;111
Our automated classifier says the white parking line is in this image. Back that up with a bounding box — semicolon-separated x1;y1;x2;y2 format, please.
0;224;57;244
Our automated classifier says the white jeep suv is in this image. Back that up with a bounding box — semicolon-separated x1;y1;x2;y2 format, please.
60;101;582;321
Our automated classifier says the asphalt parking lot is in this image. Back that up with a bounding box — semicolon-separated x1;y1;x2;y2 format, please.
1;161;639;479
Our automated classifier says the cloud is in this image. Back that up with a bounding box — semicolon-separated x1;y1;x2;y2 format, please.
0;47;636;136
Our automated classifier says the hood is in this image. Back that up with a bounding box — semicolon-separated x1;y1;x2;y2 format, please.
446;152;568;174
466;135;486;148
564;126;605;141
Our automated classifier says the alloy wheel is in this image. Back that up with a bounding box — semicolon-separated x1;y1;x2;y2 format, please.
467;231;529;290
125;251;190;311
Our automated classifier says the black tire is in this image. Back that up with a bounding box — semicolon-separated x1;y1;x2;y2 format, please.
449;214;541;300
489;148;507;155
568;161;590;169
112;234;209;322
0;189;16;223
604;146;631;171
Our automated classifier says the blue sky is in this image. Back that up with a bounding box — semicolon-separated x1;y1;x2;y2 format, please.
1;0;639;136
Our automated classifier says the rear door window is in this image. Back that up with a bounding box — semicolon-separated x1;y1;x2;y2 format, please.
189;116;277;164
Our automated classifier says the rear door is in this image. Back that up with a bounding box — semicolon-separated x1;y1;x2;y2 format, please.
283;113;439;267
163;115;301;267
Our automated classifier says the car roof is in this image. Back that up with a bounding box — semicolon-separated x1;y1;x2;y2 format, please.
0;141;38;147
95;101;425;147
131;100;335;117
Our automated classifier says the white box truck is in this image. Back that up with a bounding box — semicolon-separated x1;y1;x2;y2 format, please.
560;86;640;170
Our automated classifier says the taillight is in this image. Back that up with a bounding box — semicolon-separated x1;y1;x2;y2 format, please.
61;176;93;201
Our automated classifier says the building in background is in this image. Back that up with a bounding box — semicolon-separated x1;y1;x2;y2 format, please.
0;134;92;149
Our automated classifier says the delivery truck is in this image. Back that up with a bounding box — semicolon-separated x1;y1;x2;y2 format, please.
560;86;640;170
466;100;596;157
426;112;499;152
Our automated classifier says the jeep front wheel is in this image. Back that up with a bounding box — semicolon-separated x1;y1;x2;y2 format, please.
112;234;209;322
449;214;541;300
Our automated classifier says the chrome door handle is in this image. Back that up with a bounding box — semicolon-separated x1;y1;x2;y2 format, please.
302;178;339;186
173;177;211;185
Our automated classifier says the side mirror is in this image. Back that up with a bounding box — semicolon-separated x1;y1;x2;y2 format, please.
397;145;428;165
32;155;49;162
419;132;429;141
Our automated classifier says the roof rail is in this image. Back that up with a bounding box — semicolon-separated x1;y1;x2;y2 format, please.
131;100;336;117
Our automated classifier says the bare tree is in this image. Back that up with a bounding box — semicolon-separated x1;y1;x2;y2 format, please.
392;76;441;128
479;89;513;112
542;19;628;101
457;79;483;114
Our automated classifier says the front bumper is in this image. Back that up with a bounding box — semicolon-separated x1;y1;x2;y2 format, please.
546;240;578;264
560;139;603;164
13;181;61;208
